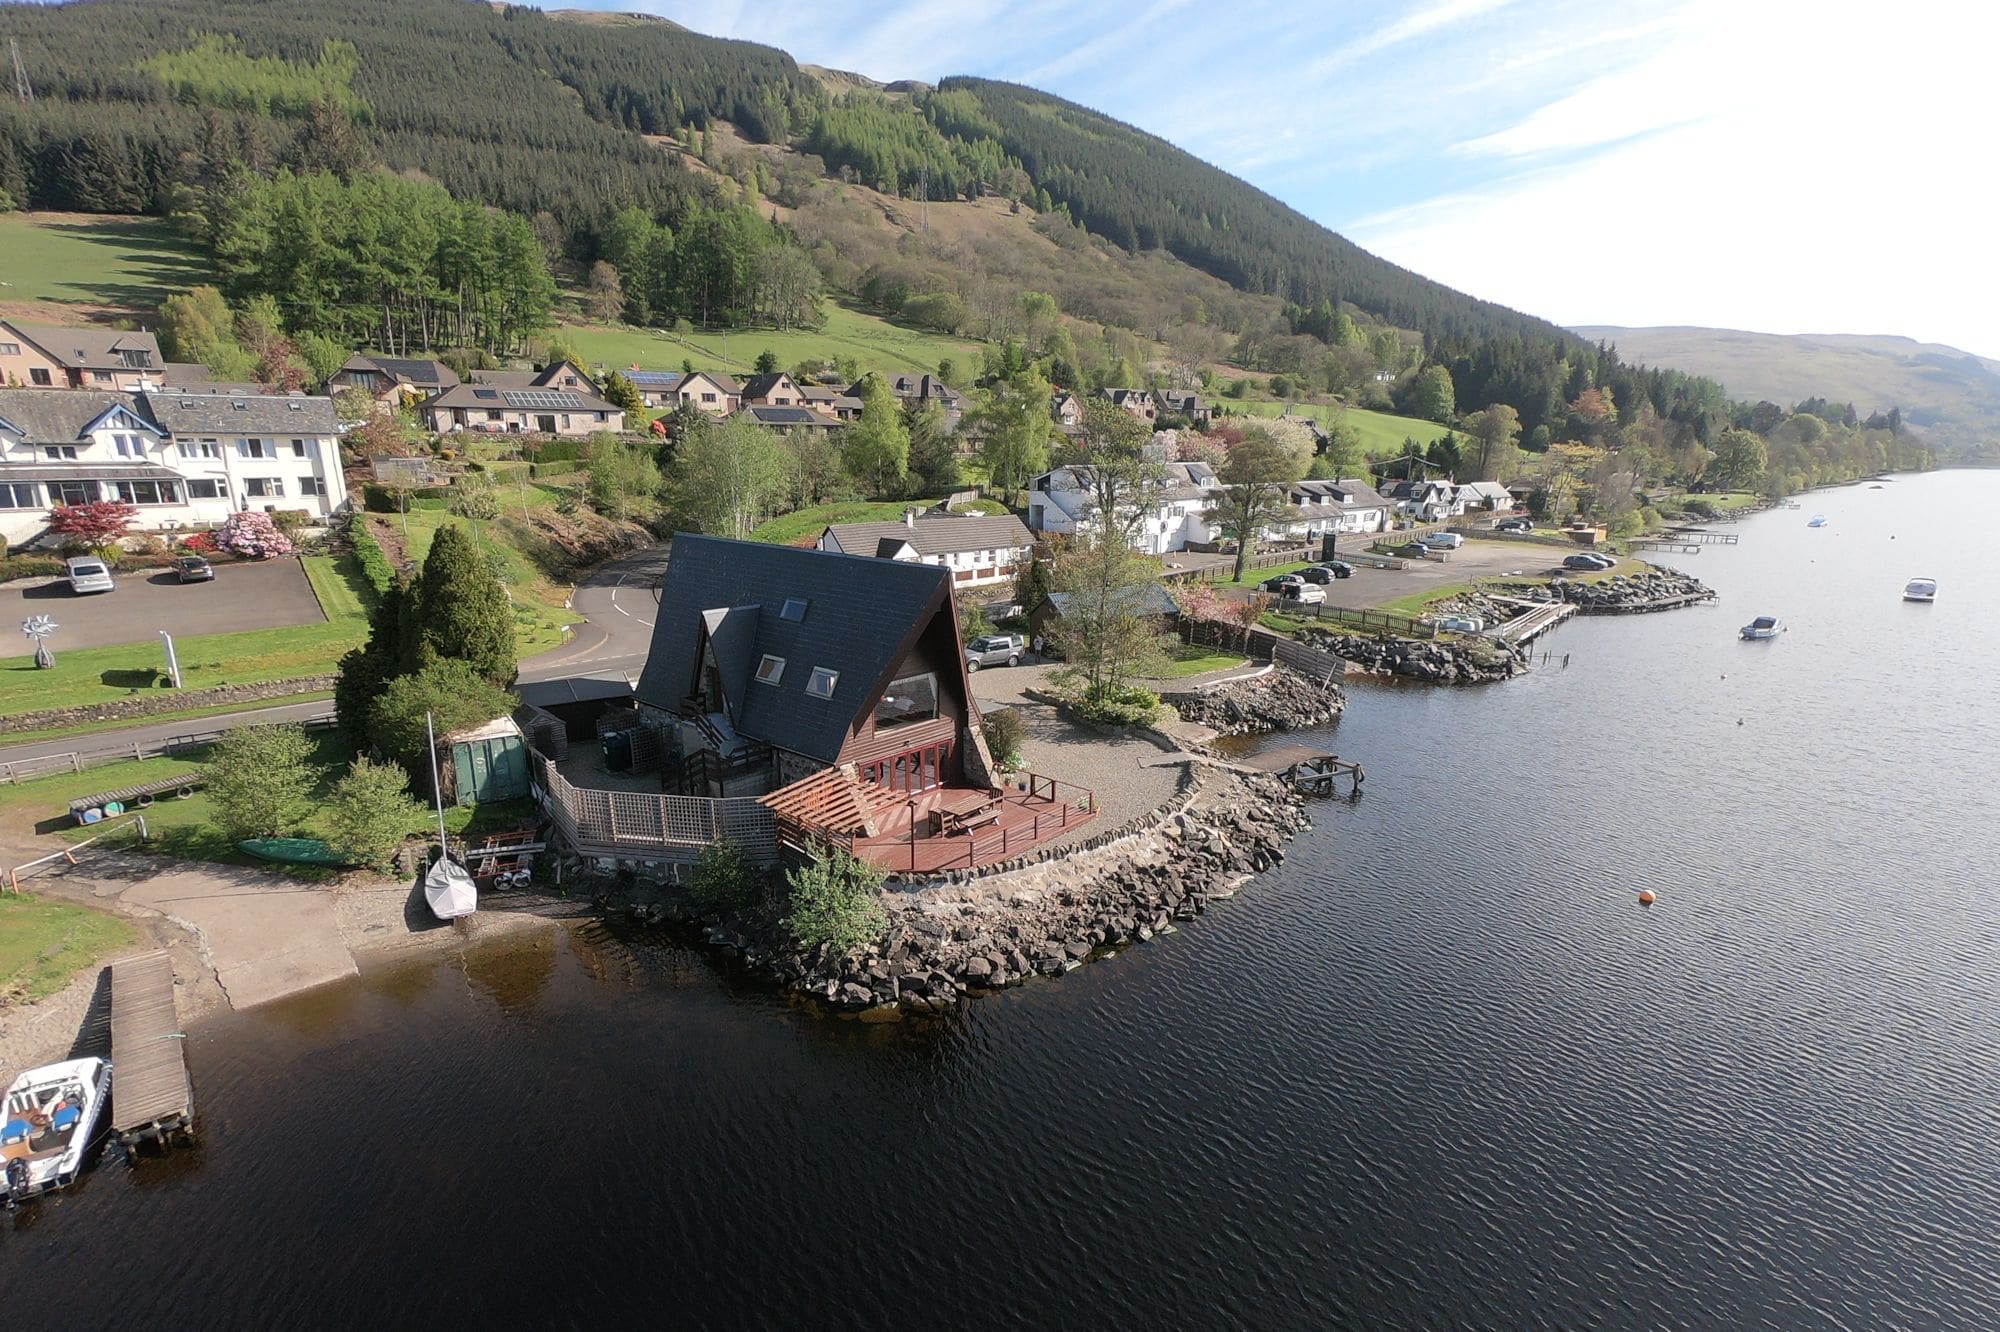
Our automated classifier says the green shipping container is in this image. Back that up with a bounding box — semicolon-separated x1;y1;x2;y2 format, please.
449;726;530;806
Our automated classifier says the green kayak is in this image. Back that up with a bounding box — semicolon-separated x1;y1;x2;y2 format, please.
237;837;351;867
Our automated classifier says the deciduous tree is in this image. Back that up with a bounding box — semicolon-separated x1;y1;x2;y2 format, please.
201;722;324;841
842;375;911;497
368;660;518;789
324;755;425;870
1204;425;1307;581
47;500;139;557
664;414;785;538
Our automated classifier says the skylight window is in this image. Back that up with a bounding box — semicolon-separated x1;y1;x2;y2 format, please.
780;598;808;622
755;654;786;686
806;667;837;700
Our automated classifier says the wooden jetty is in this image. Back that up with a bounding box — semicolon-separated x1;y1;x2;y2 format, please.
1661;528;1739;545
1573;589;1716;615
1241;744;1364;796
1627;538;1705;554
1490;598;1578;646
109;951;194;1147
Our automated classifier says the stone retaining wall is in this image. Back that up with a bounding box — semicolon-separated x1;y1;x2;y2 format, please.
0;676;336;736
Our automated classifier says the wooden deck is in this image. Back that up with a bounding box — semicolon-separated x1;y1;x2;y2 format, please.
810;779;1097;875
109;951;193;1146
1489;597;1579;645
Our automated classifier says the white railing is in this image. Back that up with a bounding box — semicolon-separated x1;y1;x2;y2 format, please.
529;749;777;863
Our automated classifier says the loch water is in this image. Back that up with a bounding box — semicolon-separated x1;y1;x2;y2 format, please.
4;471;1996;1329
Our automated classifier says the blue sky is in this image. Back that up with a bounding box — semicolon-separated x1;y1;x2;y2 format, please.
543;0;1996;357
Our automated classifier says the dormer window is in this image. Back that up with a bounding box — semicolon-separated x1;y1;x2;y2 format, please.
755;654;786;686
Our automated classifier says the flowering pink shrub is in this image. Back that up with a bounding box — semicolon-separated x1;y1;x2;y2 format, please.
215;510;295;559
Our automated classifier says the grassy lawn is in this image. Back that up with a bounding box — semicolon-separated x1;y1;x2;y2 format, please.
750;498;945;546
301;553;377;620
1221;400;1466;456
0;212;208;317
562;301;983;382
1685;491;1760;511
370;511;576;655
1146;643;1249;678
0;739;536;877
1376;582;1477;616
0;893;140;1006
0;619;368;716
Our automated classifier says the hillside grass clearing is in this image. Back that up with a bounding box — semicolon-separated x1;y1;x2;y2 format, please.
561;301;981;382
1221;400;1466;456
0;212;208;320
0;894;140;1006
750;498;947;545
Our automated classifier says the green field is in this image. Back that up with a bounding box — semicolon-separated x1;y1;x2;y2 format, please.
0;893;140;1005
0;619;368;717
1222;400;1466;456
0;212;207;316
301;553;375;620
562;302;983;382
1146;643;1249;678
749;498;944;546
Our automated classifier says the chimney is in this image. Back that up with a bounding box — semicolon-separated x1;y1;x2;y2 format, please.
904;509;917;528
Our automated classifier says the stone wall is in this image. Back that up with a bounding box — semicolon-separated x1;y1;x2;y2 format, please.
0;676;336;737
1162;666;1345;736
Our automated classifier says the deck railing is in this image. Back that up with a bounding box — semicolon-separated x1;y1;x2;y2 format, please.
529;749;777;862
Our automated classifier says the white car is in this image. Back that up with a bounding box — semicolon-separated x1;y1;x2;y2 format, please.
1420;531;1465;550
1283;583;1326;605
65;556;114;594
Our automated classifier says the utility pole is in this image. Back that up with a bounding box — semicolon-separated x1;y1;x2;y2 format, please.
918;163;929;232
9;38;31;104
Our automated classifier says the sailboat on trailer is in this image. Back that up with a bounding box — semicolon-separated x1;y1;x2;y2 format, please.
422;711;477;920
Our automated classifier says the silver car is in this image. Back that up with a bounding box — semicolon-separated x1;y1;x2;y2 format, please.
65;556;114;594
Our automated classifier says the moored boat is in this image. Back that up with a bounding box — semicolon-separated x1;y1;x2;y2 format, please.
1807;515;1828;527
1740;616;1783;640
1903;577;1937;603
4;1057;112;1206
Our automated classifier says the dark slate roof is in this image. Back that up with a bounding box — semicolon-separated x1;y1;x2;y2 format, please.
141;391;339;435
372;356;459;388
515;674;635;708
0;389;144;441
822;512;1032;559
1043;584;1180;619
636;535;950;766
739;373;792;400
741;404;830;428
7;322;161;371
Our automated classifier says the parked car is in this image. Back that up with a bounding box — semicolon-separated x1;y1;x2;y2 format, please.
1495;518;1534;533
1437;615;1485;633
64;556;114;595
964;634;1026;670
1563;552;1616;571
1420;531;1465;550
1297;566;1336;585
175;555;215;583
1322;560;1355;578
1260;574;1305;594
1392;542;1432;559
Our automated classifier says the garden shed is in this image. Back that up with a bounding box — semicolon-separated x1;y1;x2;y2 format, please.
441;716;530;806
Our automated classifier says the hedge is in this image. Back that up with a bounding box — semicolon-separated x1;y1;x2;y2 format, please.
530;438;590;463
0;554;67;582
346;511;396;592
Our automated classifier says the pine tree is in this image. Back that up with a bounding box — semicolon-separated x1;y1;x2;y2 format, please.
408;524;516;685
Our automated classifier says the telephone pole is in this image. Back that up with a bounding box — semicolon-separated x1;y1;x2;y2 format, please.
9;38;31;104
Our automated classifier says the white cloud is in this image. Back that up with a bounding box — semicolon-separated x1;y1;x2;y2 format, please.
1306;0;1517;78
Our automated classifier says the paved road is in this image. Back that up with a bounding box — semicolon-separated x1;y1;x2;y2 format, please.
0;546;673;771
3;558;325;650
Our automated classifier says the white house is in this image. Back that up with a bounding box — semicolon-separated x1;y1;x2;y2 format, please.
815;510;1034;589
0;388;347;548
1382;478;1464;522
1454;480;1514;512
1279;478;1392;542
1026;461;1219;556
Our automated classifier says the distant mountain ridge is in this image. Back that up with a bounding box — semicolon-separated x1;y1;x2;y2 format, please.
1571;326;2000;451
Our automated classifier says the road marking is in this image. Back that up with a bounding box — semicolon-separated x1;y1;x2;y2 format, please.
608;572;656;628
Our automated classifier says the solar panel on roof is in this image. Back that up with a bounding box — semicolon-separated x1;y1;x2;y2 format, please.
501;391;586;409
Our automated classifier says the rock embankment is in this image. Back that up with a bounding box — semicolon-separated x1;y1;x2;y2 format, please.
1164;666;1344;736
1295;627;1524;685
614;765;1308;1010
1477;568;1713;613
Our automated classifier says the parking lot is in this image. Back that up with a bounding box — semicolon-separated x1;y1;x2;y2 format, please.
1233;538;1582;611
2;557;327;651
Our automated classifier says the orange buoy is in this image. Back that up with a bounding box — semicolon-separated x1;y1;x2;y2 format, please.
1638;890;1657;906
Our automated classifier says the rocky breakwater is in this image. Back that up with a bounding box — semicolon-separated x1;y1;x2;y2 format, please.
1294;626;1524;685
627;764;1309;1011
1164;666;1345;736
1472;567;1713;613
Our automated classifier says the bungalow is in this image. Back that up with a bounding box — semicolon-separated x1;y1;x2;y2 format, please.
739;372;806;408
1026;460;1219;556
860;374;964;428
1152;388;1212;428
1101;387;1156;422
0;321;165;391
634;536;998;801
1454;480;1514;512
740;404;840;431
798;385;864;421
0;387;347;547
423;362;624;436
816;509;1034;589
650;369;741;416
328;353;460;407
1383;477;1464;522
1280;478;1392;541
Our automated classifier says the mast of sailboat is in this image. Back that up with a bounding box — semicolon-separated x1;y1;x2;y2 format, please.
424;710;449;855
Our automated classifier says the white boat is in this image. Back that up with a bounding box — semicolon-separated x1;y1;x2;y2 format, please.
1903;577;1937;603
421;710;476;920
1740;616;1783;640
4;1057;112;1205
1807;515;1828;528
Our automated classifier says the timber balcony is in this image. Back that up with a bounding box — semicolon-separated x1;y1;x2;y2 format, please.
760;766;1097;875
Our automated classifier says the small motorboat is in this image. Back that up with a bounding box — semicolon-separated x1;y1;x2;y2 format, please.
1903;577;1937;604
239;837;349;867
4;1057;112;1206
1807;515;1828;527
1740;616;1783;640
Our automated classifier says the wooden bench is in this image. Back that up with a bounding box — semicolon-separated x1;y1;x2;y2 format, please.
928;789;1002;837
68;775;205;825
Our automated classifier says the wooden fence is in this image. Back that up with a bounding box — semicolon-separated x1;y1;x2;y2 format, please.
529;749;777;863
1161;545;1318;583
1180;622;1364;680
1270;603;1436;638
